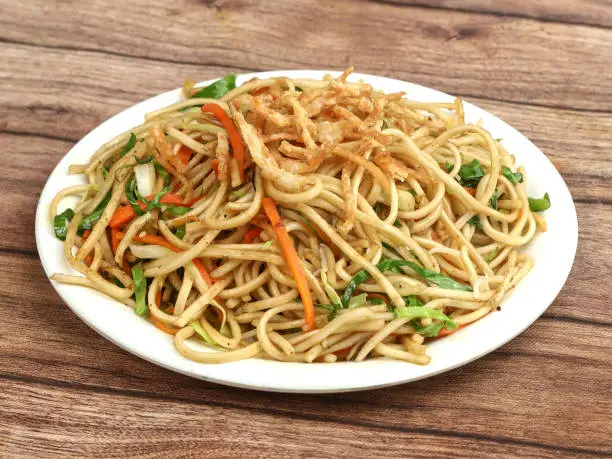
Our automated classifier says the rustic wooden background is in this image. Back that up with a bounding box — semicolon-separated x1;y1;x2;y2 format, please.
1;0;611;457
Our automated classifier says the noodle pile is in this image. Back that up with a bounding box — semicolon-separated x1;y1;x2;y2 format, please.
49;68;547;365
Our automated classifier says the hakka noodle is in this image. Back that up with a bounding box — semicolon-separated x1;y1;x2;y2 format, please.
49;68;550;365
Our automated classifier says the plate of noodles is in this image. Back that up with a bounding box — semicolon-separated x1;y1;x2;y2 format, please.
36;69;577;392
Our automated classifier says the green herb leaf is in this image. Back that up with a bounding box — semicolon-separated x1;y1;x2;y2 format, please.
78;191;112;232
173;225;186;240
459;159;485;188
318;303;343;321
53;208;75;241
348;293;368;309
411;321;446;337
190;319;217;345
132;263;148;316
490;189;499;210
119;133;137;158
403;295;425;307
444;161;454;173
485;247;499;263
191;74;237;99
467;215;483;231
126;177;144;216
501;166;523;185
164;205;191;217
321;270;342;308
393;306;458;332
368;297;387;305
528;192;551;212
342;258;472;306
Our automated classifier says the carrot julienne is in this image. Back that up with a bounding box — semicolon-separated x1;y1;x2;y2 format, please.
262;197;316;331
201;103;246;182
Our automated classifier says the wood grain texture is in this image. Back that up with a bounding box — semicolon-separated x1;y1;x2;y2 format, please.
1;0;611;457
0;0;611;111
375;0;612;28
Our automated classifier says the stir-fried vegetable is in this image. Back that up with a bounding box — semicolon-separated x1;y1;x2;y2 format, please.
490;189;499;210
134;162;156;197
132;263;148;316
119;133;137;158
459;159;485;188
262;197;316;331
529;193;551;212
78;191;112;232
53;208;75;241
190;319;217;345
191;74;237;99
468;215;483;231
201;104;246;182
501;166;523;185
342;257;472;306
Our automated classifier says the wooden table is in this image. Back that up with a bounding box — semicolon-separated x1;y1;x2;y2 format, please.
1;1;610;457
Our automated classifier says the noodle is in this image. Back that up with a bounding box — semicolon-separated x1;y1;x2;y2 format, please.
49;69;546;365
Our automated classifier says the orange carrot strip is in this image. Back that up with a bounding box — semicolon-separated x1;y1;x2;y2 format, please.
132;234;181;252
262;197;316;331
243;227;263;244
464;186;476;197
151;289;178;335
201;103;246;182
81;230;93;265
211;159;220;180
109;205;136;228
186;195;205;207
193;258;215;286
110;227;122;253
177;145;192;165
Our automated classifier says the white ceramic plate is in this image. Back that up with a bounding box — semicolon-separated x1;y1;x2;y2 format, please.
35;71;578;393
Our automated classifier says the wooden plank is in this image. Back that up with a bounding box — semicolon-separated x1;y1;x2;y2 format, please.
378;0;612;28
4;378;608;458
0;0;610;111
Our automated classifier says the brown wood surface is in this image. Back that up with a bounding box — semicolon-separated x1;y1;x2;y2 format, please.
1;0;611;457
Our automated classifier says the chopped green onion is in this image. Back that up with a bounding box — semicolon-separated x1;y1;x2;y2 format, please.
173;225;186;240
190;319;216;345
459;159;485;188
528;193;551;212
490;189;499;210
342;258;472;306
318;303;343;321
119;133;137;158
230;190;247;199
368;297;387;305
393;306;457;332
412;321;446;337
467;215;483;231
348;293;368;309
486;247;499;263
321;270;342;308
164;205;191;217
132;263;148;316
53;208;75;241
78;191;112;233
501;166;523;185
191;74;237;99
403;295;425;307
262;240;273;248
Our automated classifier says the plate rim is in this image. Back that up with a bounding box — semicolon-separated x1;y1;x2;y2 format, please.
35;70;579;393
